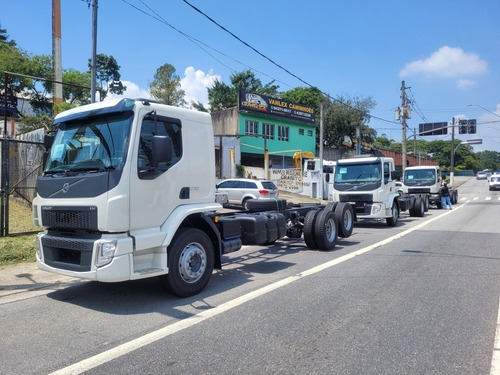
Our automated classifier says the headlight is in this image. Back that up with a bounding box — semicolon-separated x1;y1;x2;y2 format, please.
372;204;382;214
95;241;117;267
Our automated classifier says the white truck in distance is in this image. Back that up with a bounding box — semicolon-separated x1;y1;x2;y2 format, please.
33;98;354;297
332;156;426;226
403;165;458;208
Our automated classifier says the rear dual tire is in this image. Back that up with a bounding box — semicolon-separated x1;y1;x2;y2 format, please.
303;209;338;251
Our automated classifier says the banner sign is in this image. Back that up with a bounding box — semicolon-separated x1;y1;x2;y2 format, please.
239;91;316;124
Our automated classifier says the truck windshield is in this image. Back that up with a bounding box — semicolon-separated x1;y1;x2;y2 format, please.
334;162;381;183
404;169;435;186
45;111;133;173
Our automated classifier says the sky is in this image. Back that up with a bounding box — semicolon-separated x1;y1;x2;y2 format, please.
1;0;500;152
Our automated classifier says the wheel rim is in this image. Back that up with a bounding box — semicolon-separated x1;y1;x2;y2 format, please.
392;206;398;220
179;243;207;284
325;217;337;242
343;210;353;231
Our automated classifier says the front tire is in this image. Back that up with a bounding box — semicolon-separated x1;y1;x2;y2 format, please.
386;202;399;226
159;228;214;297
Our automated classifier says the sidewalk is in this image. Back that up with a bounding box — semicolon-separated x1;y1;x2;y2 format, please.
0;262;78;301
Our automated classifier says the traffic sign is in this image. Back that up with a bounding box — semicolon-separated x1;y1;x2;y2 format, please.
418;122;448;136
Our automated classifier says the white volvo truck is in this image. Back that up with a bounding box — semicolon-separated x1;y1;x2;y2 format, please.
403;165;458;208
33;98;354;297
332;156;425;226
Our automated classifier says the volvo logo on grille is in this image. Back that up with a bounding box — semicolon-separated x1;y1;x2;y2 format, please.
62;183;70;193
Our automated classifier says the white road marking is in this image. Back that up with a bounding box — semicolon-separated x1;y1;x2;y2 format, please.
491;297;500;375
51;203;498;375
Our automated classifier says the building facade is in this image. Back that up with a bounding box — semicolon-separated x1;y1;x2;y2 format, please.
211;91;317;179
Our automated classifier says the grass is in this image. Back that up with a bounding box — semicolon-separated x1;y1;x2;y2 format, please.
0;234;37;267
0;197;39;268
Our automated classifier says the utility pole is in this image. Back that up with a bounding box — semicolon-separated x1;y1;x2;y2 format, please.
396;81;411;173
319;102;324;200
450;118;455;187
52;0;62;106
90;0;98;103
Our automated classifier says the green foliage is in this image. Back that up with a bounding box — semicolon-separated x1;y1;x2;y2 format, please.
235;164;245;177
62;69;91;104
0;235;36;266
149;63;186;106
322;95;377;147
208;79;235;111
88;54;126;100
281;86;324;108
208;69;279;111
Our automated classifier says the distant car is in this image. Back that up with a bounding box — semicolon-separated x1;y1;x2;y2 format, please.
476;171;487;180
216;178;279;209
489;174;500;191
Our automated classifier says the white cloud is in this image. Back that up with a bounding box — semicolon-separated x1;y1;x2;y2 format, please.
104;68;220;108
180;66;221;109
456;79;477;90
399;46;488;78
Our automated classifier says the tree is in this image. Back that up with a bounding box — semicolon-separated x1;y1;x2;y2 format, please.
281;86;324;109
207;79;234;111
208;70;279;111
62;69;91;104
88;54;125;100
322;95;376;148
149;63;186;106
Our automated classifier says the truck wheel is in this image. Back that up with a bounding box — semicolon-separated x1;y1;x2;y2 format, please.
246;198;287;212
314;209;338;250
303;209;319;249
386;202;399;226
334;203;354;238
414;197;425;217
409;203;416;217
159;228;214;297
423;195;429;212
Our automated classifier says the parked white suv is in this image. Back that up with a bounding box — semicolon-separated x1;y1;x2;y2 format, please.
216;178;279;209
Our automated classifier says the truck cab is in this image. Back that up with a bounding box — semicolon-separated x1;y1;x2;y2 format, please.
332;156;404;225
34;98;221;285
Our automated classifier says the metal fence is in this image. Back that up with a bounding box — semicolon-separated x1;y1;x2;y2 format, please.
0;138;45;236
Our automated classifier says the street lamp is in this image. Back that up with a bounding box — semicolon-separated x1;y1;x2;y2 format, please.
467;104;500;118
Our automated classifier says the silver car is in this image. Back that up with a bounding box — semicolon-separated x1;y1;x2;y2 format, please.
216;178;279;209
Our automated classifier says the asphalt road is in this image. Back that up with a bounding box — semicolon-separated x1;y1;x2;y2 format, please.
1;177;499;375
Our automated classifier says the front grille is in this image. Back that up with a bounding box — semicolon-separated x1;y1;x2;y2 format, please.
41;232;101;271
41;206;98;231
339;194;373;203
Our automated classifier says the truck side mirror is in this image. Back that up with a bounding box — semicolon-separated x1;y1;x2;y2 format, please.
391;170;401;181
151;135;173;167
43;134;55;150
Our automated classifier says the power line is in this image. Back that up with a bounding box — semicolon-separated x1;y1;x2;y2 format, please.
120;0;292;88
122;0;397;125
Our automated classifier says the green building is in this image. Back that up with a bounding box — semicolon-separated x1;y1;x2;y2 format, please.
211;91;317;179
